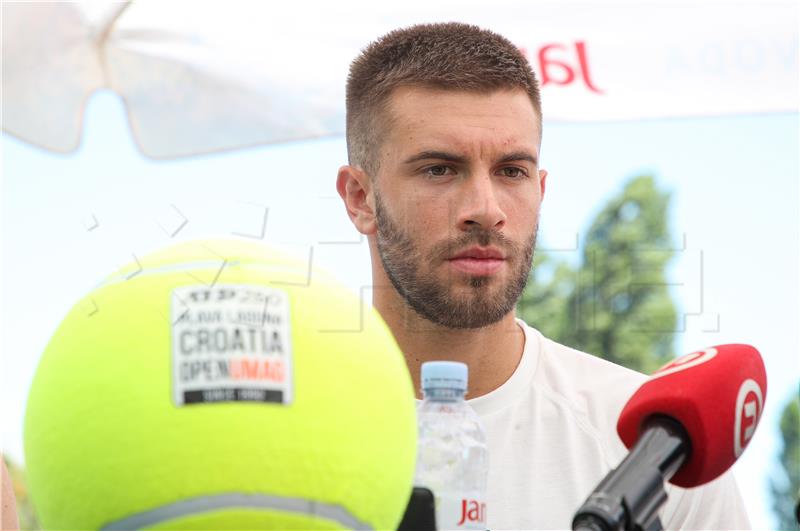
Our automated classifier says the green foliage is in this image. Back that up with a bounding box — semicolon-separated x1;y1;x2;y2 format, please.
3;456;40;530
770;390;800;530
518;251;576;341
519;175;677;373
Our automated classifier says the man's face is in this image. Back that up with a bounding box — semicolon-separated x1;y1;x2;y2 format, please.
372;86;546;329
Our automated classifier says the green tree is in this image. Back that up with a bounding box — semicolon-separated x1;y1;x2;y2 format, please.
519;175;677;373
517;251;575;341
770;390;800;530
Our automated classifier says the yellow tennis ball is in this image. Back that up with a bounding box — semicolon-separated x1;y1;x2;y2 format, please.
24;239;416;530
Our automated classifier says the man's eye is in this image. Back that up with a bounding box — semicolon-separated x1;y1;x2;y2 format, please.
424;165;453;178
500;167;527;179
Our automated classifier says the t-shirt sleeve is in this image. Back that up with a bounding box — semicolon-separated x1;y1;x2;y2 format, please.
661;470;751;530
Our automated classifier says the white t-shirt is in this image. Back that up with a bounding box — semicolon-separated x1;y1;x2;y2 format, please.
467;319;750;530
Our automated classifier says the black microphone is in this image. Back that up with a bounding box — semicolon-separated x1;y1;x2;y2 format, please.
398;487;437;531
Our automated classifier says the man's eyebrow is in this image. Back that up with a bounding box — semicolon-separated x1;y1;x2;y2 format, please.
497;151;538;166
402;151;468;165
402;150;538;166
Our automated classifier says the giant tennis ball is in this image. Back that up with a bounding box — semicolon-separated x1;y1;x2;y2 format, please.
24;239;416;530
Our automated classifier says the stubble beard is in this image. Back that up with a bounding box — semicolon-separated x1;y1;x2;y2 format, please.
374;192;538;330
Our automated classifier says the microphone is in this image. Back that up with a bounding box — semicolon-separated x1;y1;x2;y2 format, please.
572;344;767;531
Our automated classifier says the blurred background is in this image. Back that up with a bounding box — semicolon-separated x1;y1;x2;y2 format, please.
2;1;798;529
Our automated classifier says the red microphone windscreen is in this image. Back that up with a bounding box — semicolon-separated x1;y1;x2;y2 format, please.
616;344;767;488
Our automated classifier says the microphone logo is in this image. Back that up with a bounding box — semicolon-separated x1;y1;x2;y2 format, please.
734;379;764;457
650;347;717;380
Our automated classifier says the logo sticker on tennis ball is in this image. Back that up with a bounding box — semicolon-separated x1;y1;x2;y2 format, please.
170;285;293;406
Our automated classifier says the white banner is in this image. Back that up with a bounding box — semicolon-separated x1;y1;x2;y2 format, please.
2;0;797;158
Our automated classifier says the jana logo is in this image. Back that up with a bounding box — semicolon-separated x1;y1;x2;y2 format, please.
457;499;486;526
650;347;717;380
734;379;764;457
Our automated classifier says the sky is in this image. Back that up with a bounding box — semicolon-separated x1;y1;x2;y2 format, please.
2;91;798;529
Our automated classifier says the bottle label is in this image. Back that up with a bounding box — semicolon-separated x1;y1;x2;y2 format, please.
437;493;486;530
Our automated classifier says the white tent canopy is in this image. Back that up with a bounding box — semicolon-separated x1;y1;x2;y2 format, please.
2;0;797;159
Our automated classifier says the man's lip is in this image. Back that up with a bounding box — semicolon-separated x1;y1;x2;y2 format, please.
448;257;505;275
449;247;506;260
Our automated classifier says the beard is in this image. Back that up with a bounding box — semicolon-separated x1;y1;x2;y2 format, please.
374;192;537;329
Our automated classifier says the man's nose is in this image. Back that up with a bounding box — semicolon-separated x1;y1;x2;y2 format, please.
455;175;507;231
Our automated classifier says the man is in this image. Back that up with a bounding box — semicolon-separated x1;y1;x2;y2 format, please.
2;458;19;530
336;22;749;529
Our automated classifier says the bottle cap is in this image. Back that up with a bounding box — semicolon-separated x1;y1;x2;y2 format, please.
421;361;468;393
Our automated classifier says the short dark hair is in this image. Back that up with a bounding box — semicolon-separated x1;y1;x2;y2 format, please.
346;22;541;176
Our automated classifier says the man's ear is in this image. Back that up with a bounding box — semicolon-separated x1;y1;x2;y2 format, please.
538;168;548;199
336;165;377;235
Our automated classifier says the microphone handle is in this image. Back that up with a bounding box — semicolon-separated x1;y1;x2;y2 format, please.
572;416;689;531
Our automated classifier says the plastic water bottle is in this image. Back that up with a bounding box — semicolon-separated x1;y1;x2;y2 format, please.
414;361;489;530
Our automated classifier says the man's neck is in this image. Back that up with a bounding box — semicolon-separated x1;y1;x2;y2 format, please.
376;295;525;400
